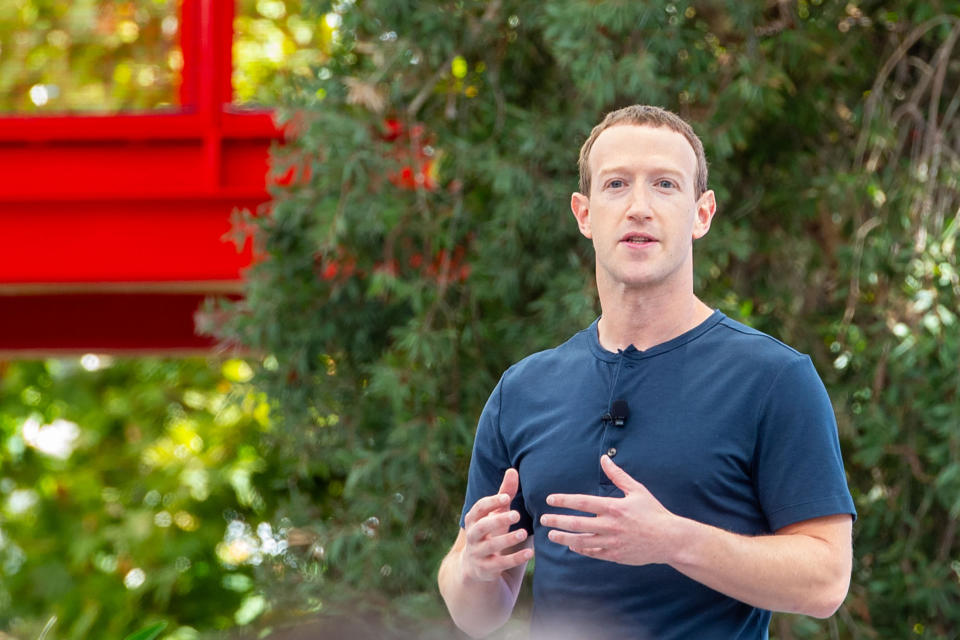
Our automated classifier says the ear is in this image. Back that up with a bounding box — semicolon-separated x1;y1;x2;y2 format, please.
571;192;592;239
692;189;717;240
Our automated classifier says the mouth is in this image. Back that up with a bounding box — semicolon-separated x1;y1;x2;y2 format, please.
620;232;657;245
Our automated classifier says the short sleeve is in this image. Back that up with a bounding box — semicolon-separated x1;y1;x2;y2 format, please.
755;356;857;531
459;377;533;534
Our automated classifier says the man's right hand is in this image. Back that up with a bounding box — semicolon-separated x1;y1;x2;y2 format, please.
460;468;534;582
439;468;534;637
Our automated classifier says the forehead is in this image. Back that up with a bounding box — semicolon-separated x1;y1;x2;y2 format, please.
590;124;697;177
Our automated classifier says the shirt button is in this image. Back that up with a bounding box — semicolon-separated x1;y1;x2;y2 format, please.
606;447;617;458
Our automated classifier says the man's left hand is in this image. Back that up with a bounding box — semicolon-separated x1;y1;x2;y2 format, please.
540;454;680;566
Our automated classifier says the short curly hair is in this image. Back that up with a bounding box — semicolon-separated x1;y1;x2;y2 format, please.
578;105;708;197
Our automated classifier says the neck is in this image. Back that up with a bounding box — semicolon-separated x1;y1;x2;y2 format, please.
596;285;713;352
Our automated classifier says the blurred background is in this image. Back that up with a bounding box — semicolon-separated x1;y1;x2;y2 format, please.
1;1;959;639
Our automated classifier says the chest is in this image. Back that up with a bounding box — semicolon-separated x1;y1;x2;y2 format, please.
501;356;767;533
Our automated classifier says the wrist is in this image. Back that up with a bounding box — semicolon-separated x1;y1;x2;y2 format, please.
664;514;703;568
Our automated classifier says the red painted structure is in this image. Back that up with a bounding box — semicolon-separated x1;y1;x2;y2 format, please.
0;0;281;356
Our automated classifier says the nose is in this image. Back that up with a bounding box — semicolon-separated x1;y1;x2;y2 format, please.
626;184;652;220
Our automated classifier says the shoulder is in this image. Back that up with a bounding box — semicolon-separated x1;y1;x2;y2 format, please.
707;314;809;368
702;315;834;415
692;314;827;398
501;325;594;386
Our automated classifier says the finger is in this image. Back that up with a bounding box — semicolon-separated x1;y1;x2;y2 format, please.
473;527;530;558
545;492;611;514
466;509;521;544
546;530;615;560
497;468;520;501
465;469;520;527
546;529;601;548
568;546;607;560
477;543;534;574
464;492;512;526
498;544;534;568
600;454;640;493
539;513;605;534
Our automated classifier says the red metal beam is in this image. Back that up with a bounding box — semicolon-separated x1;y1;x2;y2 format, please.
0;293;230;356
0;198;257;284
0;0;280;355
0;110;275;141
0;138;273;200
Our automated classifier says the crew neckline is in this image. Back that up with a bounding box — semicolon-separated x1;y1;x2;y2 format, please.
586;309;726;362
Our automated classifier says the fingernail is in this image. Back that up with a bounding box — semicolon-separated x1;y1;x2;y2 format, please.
509;511;520;523
516;530;526;541
546;495;556;506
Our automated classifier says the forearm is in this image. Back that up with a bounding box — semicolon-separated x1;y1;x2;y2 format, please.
667;514;853;617
438;546;522;637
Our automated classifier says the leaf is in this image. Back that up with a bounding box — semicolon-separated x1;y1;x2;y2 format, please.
123;621;168;640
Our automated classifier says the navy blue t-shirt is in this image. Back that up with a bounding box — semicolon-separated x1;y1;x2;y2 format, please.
460;311;856;639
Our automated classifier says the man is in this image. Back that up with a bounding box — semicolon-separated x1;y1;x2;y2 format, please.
438;105;855;639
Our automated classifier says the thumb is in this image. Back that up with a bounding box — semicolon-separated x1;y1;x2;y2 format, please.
600;455;639;493
497;468;519;502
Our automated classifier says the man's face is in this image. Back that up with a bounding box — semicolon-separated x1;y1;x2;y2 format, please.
570;124;716;294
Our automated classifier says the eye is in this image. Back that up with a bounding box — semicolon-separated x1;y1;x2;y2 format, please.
657;179;677;189
606;179;626;189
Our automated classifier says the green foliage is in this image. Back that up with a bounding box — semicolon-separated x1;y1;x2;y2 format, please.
234;0;334;105
0;0;322;113
124;621;168;640
0;0;180;112
205;0;956;638
0;358;279;639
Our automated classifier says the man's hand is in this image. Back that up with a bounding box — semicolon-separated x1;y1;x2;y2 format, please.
539;454;678;565
460;468;534;581
439;469;532;637
541;455;852;617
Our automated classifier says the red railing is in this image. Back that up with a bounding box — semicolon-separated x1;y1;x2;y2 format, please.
0;0;281;355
